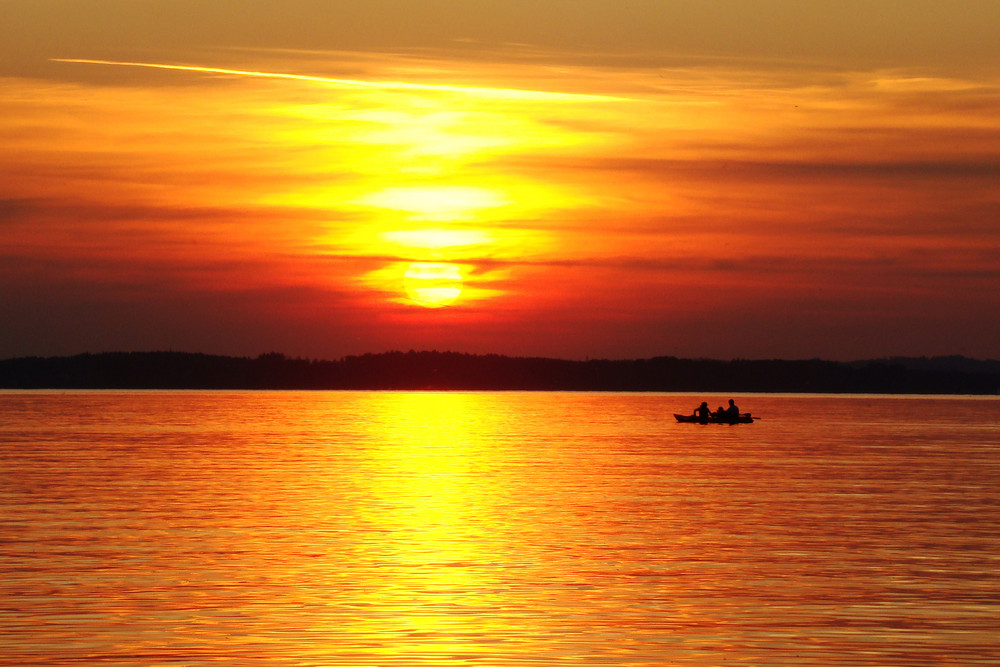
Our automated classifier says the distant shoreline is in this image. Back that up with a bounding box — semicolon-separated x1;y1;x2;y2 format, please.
2;351;998;394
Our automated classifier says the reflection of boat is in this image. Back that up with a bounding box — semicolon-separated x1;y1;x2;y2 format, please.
674;413;755;424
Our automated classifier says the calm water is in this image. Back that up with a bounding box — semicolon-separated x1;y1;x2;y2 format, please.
2;391;998;666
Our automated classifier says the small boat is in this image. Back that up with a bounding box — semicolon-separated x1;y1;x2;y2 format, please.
674;413;755;424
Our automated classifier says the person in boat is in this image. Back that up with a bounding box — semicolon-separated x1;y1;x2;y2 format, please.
714;405;726;418
724;399;741;419
693;401;711;423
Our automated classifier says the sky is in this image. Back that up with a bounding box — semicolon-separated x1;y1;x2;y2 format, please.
2;1;999;361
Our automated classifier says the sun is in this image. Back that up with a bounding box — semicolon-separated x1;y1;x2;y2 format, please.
403;262;463;308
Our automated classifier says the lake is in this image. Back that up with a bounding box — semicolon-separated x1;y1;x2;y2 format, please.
2;391;998;665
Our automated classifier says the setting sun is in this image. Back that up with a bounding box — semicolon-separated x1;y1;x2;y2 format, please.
403;262;464;308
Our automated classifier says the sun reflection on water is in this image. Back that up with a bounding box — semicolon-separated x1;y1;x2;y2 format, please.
4;392;1000;665
336;392;531;659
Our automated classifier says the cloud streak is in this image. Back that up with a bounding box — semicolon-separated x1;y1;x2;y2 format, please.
51;58;623;102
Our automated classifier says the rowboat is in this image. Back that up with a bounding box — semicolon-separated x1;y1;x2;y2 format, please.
674;413;755;424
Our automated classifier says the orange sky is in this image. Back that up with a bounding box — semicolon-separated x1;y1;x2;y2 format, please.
2;1;999;360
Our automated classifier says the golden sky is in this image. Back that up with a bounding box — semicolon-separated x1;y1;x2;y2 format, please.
2;1;999;360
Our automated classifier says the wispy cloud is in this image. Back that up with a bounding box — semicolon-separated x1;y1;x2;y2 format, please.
51;58;624;102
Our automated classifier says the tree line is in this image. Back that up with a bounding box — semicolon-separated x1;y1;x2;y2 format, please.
1;350;998;393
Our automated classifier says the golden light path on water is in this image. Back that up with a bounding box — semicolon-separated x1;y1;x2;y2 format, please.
2;391;999;665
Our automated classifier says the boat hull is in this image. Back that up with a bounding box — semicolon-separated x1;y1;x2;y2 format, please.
674;413;755;424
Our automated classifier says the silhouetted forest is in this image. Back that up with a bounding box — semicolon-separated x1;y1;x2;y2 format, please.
1;351;998;393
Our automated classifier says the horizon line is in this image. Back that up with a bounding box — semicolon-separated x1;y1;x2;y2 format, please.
2;349;997;364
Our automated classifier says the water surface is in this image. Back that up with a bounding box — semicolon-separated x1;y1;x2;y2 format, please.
2;391;998;665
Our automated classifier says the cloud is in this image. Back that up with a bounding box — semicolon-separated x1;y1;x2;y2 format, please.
4;46;1000;359
51;58;623;102
546;156;1000;180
